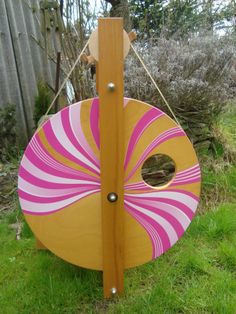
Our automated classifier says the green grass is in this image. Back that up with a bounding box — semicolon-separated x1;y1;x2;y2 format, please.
220;105;236;146
200;163;236;208
199;107;236;209
1;204;236;313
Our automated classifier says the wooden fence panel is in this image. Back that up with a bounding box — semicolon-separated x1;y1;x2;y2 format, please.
0;0;57;145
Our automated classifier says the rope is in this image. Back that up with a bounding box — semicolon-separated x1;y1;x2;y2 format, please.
130;43;180;126
44;40;89;117
42;40;180;126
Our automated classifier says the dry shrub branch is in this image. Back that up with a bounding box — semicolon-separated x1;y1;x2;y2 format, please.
125;34;236;149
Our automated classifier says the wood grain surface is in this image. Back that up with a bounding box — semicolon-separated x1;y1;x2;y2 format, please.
98;18;125;298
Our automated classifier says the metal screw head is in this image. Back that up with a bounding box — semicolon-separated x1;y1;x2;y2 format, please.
107;82;115;91
111;287;117;295
107;192;118;203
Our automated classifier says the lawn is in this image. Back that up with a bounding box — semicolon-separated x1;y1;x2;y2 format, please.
0;112;236;314
1;204;236;314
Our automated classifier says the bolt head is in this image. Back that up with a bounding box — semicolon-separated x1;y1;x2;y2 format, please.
111;287;117;295
107;192;118;202
107;82;115;91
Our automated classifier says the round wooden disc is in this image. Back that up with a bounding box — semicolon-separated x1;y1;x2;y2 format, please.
88;28;130;61
18;98;201;270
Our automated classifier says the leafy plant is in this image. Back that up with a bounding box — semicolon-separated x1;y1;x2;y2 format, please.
0;104;18;162
33;81;53;127
129;0;235;39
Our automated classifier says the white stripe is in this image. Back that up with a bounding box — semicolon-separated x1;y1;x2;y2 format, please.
18;176;100;197
21;189;100;213
21;155;98;185
125;191;198;211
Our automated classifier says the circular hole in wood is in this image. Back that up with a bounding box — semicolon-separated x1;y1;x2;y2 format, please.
141;154;176;187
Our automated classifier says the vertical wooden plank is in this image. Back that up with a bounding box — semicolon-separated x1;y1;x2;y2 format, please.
98;18;124;298
96;61;99;93
54;51;61;112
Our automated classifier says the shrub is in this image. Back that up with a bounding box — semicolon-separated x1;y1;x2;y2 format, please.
33;81;53;127
125;34;236;149
0;104;18;162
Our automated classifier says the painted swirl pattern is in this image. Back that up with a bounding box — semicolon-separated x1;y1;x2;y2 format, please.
18;98;101;215
123;103;201;259
18;97;201;264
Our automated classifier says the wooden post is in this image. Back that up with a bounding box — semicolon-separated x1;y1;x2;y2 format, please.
54;51;61;112
96;61;99;94
98;18;124;298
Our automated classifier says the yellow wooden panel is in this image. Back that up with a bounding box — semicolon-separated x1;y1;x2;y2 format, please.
19;98;200;275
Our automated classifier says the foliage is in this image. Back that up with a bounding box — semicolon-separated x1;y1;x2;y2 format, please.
125;34;236;147
33;81;53;127
200;157;236;211
61;1;97;101
0;163;18;216
130;0;168;38
161;0;200;38
104;0;132;31
62;0;97;36
217;102;236;160
0;105;18;162
130;0;236;39
197;109;236;213
36;1;96;104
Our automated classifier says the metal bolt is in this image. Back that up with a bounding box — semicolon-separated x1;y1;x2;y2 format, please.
111;287;117;295
107;82;115;91
107;192;118;203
